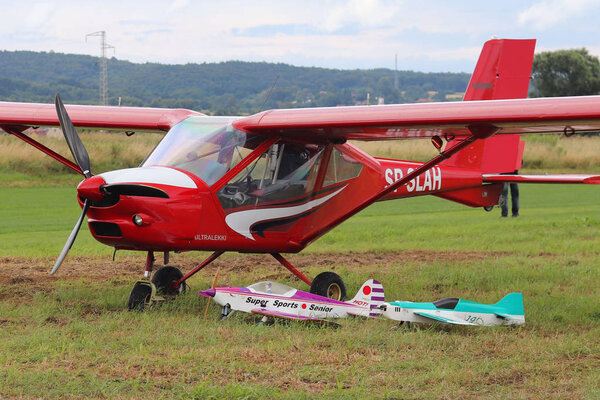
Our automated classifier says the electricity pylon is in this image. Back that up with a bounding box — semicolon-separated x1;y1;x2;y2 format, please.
86;31;115;106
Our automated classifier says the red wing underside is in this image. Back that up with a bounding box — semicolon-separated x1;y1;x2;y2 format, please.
233;96;600;142
0;101;201;132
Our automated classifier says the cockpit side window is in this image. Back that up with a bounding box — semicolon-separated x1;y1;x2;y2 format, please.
323;147;363;187
217;142;325;209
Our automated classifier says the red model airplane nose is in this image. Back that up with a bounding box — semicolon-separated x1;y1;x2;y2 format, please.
77;175;107;202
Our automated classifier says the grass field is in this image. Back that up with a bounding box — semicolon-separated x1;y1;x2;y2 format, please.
1;179;599;399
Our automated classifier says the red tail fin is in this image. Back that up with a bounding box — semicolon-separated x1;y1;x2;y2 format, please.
441;38;535;173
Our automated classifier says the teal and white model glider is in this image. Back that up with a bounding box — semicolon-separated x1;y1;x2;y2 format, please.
381;293;525;326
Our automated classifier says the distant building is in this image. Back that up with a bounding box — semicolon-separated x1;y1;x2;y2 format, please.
445;93;464;101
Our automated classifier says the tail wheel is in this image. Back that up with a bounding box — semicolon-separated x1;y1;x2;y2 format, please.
152;266;187;295
310;271;347;301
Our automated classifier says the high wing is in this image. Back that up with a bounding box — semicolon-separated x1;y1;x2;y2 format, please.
233;96;600;142
0;101;201;132
250;308;339;326
413;311;477;326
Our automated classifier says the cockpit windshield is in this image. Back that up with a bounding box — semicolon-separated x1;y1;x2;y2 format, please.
142;116;265;185
248;281;296;296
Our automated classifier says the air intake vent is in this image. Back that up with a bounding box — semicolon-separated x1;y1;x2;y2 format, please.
90;222;122;237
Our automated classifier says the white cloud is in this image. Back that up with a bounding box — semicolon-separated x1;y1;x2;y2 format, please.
518;0;600;30
0;0;598;72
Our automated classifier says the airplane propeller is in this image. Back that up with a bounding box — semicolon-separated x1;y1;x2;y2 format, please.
50;94;94;275
203;266;221;319
55;94;92;178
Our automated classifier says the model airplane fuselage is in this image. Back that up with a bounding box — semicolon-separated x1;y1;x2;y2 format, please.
199;279;385;322
381;293;525;326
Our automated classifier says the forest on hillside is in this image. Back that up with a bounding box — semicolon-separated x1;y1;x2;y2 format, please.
0;50;470;114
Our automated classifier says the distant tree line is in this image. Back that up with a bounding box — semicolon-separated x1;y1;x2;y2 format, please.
0;50;470;114
531;48;600;97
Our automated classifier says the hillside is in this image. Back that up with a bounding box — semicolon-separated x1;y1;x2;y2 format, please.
0;50;470;115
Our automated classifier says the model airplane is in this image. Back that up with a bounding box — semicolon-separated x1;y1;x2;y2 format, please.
1;38;599;309
381;293;525;327
199;279;385;324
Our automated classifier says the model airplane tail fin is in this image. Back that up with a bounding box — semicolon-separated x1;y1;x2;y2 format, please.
347;279;385;317
440;38;535;174
494;292;525;316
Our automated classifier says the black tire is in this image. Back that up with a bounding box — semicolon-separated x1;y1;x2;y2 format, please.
128;282;152;311
152;266;187;295
310;271;346;301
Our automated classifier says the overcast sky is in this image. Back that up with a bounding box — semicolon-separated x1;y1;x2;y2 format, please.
1;0;599;72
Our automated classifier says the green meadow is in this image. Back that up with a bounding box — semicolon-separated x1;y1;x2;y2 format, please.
1;176;599;398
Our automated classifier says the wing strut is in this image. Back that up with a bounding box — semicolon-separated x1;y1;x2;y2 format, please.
1;125;83;175
301;127;496;246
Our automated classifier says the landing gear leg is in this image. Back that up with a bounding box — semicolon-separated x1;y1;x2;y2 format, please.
271;253;312;286
220;304;232;320
173;251;224;291
271;253;347;301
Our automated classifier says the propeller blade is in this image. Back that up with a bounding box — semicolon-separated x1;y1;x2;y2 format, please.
204;266;221;319
54;94;92;178
50;200;90;275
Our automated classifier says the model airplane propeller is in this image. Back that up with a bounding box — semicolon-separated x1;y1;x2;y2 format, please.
1;38;600;310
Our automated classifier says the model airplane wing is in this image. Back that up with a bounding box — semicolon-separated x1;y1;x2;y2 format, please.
0;101;201;132
233;96;600;142
250;308;339;326
413;311;477;326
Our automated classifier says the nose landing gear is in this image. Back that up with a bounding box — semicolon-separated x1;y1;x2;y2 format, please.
127;251;184;310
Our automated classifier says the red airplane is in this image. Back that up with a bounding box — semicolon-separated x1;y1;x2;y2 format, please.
1;38;599;309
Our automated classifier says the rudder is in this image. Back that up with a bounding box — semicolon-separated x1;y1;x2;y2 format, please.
347;279;385;317
441;39;535;174
495;292;525;316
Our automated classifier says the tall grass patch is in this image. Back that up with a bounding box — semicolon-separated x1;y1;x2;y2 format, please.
0;130;162;176
354;135;600;172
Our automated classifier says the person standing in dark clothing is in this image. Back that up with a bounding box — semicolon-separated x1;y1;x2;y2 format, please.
501;170;519;217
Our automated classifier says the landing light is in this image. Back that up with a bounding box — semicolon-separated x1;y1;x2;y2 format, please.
133;214;143;226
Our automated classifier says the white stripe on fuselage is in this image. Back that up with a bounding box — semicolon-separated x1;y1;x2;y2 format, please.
225;186;346;240
99;166;197;188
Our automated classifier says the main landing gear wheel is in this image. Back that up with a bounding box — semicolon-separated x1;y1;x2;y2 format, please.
152;266;187;295
127;281;153;311
310;271;346;301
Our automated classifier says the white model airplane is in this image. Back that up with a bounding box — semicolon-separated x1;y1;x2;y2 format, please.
199;279;385;324
381;293;525;326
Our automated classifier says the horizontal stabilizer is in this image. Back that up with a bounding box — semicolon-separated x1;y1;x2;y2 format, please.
483;174;600;185
414;311;476;326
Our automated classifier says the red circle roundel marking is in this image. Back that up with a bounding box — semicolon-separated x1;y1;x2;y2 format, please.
302;304;307;309
363;286;371;295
